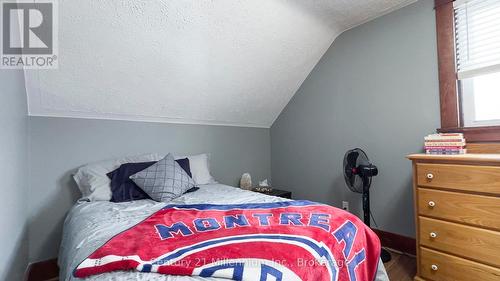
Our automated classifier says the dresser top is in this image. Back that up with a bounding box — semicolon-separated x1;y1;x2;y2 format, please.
407;153;500;163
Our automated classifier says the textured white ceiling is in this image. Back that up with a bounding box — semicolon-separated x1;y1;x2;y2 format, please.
26;0;415;128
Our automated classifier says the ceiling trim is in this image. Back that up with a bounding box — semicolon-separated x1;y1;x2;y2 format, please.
28;111;270;128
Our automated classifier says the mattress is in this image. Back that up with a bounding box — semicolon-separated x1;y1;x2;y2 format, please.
59;184;389;280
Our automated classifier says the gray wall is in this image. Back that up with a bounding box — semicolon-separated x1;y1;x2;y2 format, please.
271;0;440;238
13;0;440;266
0;69;29;280
28;117;271;261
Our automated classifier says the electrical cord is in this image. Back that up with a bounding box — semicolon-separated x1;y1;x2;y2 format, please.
370;211;379;229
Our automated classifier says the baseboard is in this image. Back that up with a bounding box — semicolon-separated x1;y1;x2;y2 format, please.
25;258;59;281
372;229;416;256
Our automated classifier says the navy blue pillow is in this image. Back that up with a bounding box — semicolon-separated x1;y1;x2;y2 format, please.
107;158;193;202
174;158;192;178
185;186;200;193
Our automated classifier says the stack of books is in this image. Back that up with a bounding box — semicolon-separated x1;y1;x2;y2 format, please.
424;133;466;155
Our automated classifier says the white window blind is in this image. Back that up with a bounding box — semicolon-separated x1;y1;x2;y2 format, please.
454;0;500;80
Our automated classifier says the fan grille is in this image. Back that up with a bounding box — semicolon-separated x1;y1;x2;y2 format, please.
343;148;370;193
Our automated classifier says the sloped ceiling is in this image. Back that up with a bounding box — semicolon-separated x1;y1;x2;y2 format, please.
26;0;415;128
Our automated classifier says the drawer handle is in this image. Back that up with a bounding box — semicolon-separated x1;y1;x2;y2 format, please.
428;201;436;208
431;264;438;271
429;232;438;238
426;173;434;180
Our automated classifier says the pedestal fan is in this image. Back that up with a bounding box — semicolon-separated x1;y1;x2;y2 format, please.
343;148;391;263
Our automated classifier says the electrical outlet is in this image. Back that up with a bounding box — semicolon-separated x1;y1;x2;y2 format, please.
342;201;349;211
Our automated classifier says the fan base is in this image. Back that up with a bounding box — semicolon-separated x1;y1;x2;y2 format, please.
381;248;392;263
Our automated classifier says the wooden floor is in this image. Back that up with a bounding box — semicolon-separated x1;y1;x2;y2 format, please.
385;249;417;281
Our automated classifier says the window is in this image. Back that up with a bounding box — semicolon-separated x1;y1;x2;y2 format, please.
434;0;500;142
461;72;500;126
455;0;500;127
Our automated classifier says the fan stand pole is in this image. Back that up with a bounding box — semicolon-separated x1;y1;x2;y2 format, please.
363;178;392;263
362;184;370;226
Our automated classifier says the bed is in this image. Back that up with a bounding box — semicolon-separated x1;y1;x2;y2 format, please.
59;184;389;280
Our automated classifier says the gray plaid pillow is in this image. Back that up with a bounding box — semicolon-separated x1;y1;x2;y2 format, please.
130;153;195;202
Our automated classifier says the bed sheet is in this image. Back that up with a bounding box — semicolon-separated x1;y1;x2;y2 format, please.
59;184;388;281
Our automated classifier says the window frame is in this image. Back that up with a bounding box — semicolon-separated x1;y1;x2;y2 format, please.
434;0;500;142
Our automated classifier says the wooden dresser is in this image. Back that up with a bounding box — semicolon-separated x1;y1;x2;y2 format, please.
407;154;500;281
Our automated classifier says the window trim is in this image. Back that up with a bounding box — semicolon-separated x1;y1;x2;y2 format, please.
434;0;500;142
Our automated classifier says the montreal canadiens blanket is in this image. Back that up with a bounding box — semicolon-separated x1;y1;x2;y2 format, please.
74;200;381;281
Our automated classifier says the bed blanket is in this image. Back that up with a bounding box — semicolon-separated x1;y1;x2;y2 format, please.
74;200;380;281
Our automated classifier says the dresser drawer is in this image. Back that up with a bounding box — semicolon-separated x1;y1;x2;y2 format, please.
418;188;500;230
416;163;500;195
420;247;500;281
419;217;500;267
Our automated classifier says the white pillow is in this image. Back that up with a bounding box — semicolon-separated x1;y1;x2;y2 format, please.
73;153;162;201
184;153;216;185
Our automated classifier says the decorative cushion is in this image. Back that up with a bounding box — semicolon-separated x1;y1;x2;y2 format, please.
130;154;195;202
107;158;193;203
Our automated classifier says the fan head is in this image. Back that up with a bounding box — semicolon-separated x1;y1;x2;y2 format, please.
343;148;376;193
